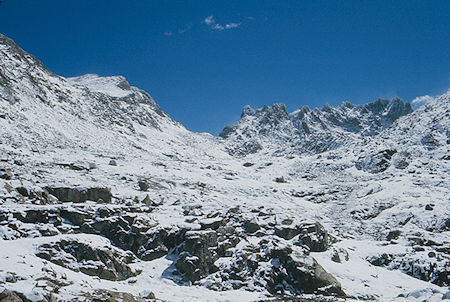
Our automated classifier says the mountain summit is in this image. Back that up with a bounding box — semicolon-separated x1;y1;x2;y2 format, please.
0;33;184;152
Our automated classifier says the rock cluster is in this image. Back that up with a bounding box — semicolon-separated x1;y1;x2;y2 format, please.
45;187;112;203
0;201;346;297
36;239;138;281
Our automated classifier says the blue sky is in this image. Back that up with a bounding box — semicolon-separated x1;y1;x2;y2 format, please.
0;0;449;134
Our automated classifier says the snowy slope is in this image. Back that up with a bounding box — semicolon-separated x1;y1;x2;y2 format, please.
0;33;448;302
0;33;195;153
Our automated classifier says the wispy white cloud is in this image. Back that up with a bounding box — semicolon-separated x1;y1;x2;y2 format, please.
165;15;245;36
411;95;435;109
204;15;215;26
163;24;192;37
178;24;192;34
204;15;241;31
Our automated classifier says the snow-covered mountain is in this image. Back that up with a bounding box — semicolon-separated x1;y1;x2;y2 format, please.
0;34;449;302
220;98;412;156
352;90;449;173
0;33;188;152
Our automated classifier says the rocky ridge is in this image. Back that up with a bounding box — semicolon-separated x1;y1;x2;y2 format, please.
220;98;412;156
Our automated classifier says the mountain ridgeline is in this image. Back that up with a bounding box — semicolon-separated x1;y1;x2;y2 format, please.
220;99;412;156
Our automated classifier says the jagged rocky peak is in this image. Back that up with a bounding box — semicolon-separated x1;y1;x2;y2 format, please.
361;97;413;123
241;103;288;117
220;97;413;156
246;103;289;128
241;104;256;117
238;103;290;128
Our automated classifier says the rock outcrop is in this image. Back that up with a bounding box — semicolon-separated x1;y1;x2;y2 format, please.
46;187;112;203
36;239;139;281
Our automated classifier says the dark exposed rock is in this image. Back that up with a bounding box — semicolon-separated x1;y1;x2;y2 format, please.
86;213;183;262
183;218;345;296
297;222;329;252
331;251;341;263
1;204;346;297
174;224;242;283
11;187;55;204
46;187;112;203
386;230;401;241
176;230;219;282
275;226;301;240
367;252;448;286
138;180;150;191
367;253;393;266
281;218;294;225
137;229;174;261
275;222;330;252
268;248;345;296
4;272;17;283
13;160;24;166
15;187;29;197
0;168;12;180
36;239;138;281
210;239;346;296
60;208;89;226
421;133;440;150
392;151;411;169
141;194;160;207
0;290;23;302
13;204;176;263
275;176;287;183
355;149;397;173
14;208;61;225
56;163;87;171
200;217;225;230
243;219;260;233
81;289;148;302
140;244;168;261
